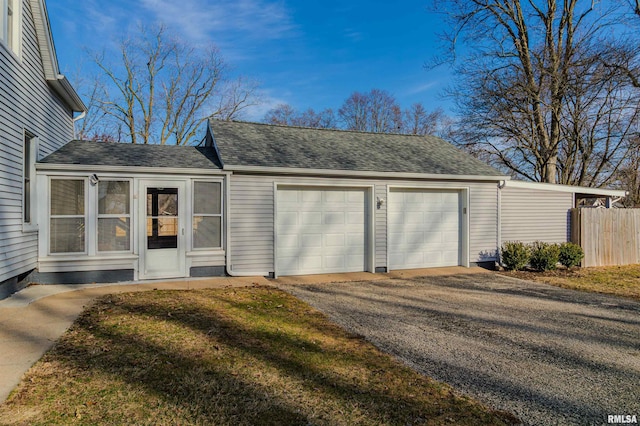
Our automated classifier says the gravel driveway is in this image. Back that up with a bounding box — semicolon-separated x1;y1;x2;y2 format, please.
276;273;640;425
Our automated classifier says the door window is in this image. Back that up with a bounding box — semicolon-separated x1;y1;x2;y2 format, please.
146;188;178;249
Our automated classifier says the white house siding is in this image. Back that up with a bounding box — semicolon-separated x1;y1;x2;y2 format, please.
229;174;499;275
0;0;74;283
500;186;573;244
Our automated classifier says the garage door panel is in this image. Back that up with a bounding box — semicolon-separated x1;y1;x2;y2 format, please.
389;189;461;269
300;212;322;225
325;233;345;247
277;187;368;275
302;191;322;202
324;191;346;202
347;211;364;225
278;212;298;225
301;234;322;248
323;212;345;225
388;212;405;226
299;255;323;270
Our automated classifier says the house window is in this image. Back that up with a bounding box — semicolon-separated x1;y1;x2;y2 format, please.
192;181;222;249
22;133;36;224
98;181;131;252
50;179;86;253
0;0;21;54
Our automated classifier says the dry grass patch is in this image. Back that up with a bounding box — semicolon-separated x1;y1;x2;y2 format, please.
501;264;640;300
0;287;516;425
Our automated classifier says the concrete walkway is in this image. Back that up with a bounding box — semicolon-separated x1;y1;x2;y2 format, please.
0;276;269;403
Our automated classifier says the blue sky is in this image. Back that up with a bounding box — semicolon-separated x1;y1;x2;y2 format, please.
48;0;453;120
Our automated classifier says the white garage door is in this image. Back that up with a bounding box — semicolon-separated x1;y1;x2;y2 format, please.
276;187;367;275
388;189;461;269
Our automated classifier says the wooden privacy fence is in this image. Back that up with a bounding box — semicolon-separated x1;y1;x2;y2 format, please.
570;208;640;267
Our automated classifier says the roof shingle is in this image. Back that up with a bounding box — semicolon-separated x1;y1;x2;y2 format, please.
39;140;222;169
209;120;503;177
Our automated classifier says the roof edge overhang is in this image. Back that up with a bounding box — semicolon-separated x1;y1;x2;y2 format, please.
30;0;86;113
47;75;87;113
505;180;628;197
223;164;509;182
36;163;226;175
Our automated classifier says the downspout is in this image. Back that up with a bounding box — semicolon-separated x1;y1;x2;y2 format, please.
72;111;86;140
497;180;506;266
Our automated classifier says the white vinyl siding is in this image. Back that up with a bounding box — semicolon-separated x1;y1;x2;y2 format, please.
501;186;573;244
229;174;499;274
0;0;74;282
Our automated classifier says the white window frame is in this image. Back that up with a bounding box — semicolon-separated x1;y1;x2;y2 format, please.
22;132;38;232
0;0;22;57
49;177;88;255
192;179;223;250
96;179;133;254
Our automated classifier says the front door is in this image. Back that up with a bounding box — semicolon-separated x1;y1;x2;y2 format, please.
140;181;186;279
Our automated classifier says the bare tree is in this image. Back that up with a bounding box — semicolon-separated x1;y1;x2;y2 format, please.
338;89;402;133
402;104;453;138
434;0;639;184
264;104;336;128
91;25;259;145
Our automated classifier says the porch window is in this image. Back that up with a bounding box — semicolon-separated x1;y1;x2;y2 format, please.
98;181;131;252
50;179;86;253
192;181;222;249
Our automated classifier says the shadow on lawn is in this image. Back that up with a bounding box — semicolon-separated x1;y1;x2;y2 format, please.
44;288;509;425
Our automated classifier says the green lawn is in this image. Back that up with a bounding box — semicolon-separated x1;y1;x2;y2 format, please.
0;287;515;425
501;264;640;300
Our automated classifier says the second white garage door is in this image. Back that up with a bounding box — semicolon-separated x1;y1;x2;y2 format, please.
276;187;368;275
388;189;461;269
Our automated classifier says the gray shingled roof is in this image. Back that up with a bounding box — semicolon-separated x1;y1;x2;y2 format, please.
209;120;504;177
39;140;222;169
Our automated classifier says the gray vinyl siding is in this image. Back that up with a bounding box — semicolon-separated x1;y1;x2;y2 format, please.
0;0;74;282
229;174;499;274
468;183;500;262
501;187;573;244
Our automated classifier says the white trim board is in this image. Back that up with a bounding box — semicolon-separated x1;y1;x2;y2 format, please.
504;180;627;197
225;164;509;182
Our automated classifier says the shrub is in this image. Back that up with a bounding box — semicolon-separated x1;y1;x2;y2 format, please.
558;242;584;268
529;241;560;271
500;241;530;271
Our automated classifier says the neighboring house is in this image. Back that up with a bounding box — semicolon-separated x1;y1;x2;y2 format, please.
0;0;86;297
32;120;626;284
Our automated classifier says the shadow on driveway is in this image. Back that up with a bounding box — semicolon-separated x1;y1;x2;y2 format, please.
276;273;640;426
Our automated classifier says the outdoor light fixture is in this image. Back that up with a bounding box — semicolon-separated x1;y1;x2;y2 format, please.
377;197;385;209
89;174;100;185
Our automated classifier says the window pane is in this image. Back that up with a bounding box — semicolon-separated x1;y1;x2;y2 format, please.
51;180;84;215
193;216;221;249
194;182;221;214
99;181;130;215
98;218;130;252
50;218;85;253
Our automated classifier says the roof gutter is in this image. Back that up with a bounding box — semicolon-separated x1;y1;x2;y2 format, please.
36;163;226;176
47;75;87;113
504;180;628;197
222;164;509;182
